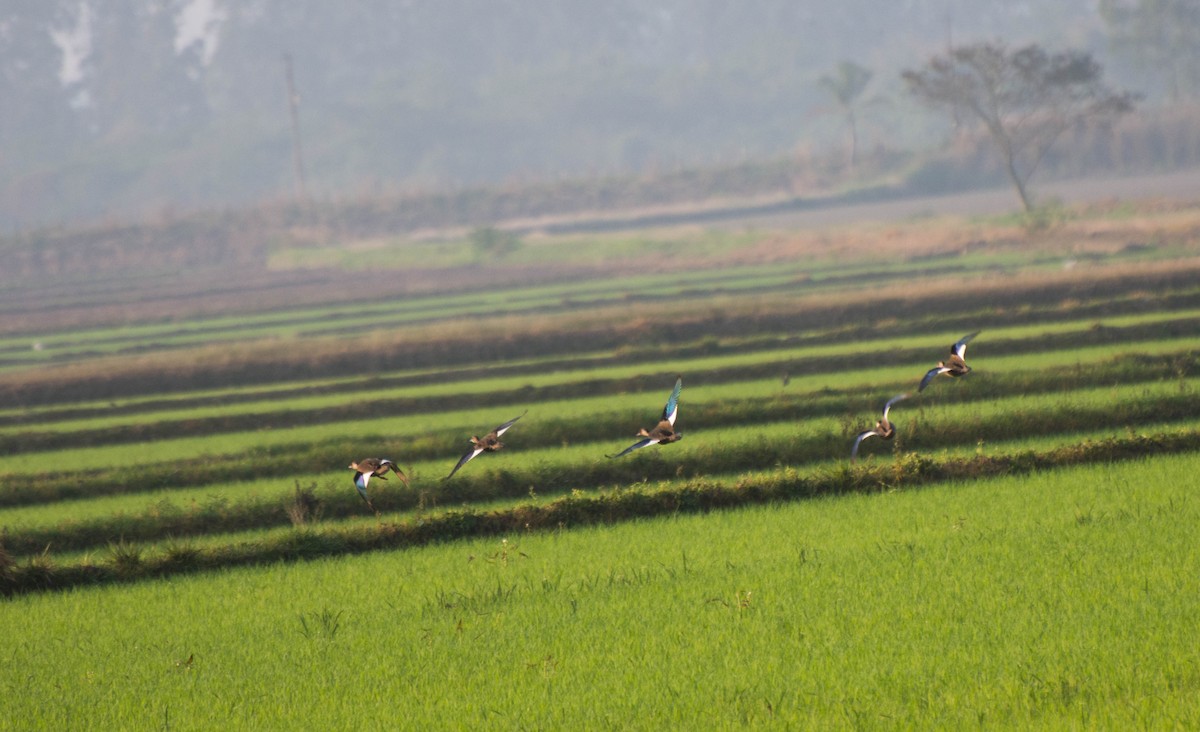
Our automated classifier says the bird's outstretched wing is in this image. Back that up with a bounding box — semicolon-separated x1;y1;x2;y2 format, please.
607;437;660;459
493;412;526;438
918;366;949;392
444;447;486;481
662;377;683;426
882;393;909;420
850;430;878;461
353;478;377;513
379;459;410;488
354;473;371;499
952;331;980;359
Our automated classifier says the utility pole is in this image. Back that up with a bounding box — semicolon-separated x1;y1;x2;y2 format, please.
283;53;309;202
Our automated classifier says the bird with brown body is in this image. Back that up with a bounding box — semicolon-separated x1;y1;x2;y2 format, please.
608;377;683;458
850;393;910;462
444;412;526;480
918;332;980;392
348;458;409;513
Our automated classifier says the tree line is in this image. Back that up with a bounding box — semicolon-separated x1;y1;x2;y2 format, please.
1;1;1195;230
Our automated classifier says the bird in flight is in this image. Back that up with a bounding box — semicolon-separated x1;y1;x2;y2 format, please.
348;458;409;513
608;376;683;458
444;412;526;480
918;331;980;392
850;393;910;462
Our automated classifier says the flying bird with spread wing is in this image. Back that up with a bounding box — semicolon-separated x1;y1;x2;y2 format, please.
918;332;980;392
348;458;409;513
850;394;910;462
608;376;683;458
444;412;526;480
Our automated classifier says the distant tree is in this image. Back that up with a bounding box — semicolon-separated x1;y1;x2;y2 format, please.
818;60;873;167
903;42;1137;212
1099;0;1200;101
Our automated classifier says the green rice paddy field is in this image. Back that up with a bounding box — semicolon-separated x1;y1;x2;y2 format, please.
2;201;1199;728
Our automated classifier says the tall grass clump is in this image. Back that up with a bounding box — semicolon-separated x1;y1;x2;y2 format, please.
0;539;14;594
286;481;323;527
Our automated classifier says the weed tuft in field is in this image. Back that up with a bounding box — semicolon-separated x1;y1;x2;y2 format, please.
0;539;13;593
162;537;202;569
286;481;323;527
21;547;55;590
107;539;143;575
0;535;12;580
297;607;344;640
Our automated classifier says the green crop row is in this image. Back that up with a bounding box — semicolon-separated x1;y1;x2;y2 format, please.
1;346;1196;512
5;394;1197;560
4;427;1199;599
9;372;1200;552
7;271;1197;427
2;305;1198;459
26;416;1194;570
5;299;1200;442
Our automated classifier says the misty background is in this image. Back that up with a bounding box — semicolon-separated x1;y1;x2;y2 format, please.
7;0;1198;235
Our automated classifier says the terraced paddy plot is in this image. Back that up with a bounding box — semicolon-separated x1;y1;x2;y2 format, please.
2;230;1197;373
2;198;1199;726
